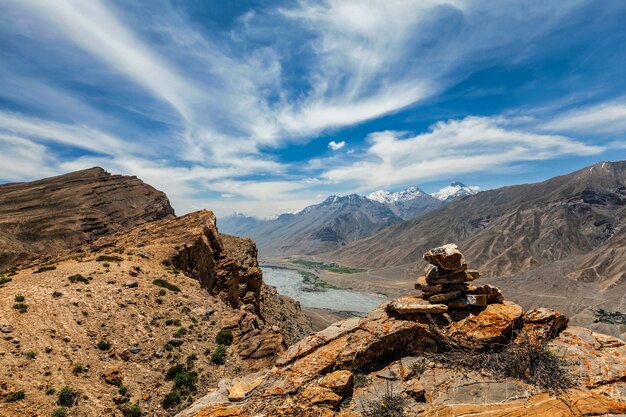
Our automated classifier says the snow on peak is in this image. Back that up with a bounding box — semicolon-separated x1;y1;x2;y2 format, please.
367;186;427;204
432;182;480;201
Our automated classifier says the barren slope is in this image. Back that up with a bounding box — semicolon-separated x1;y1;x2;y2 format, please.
0;211;310;417
0;167;175;271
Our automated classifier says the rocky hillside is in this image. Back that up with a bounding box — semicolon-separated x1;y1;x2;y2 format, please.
328;161;626;338
0;210;311;417
0;167;175;271
180;245;626;417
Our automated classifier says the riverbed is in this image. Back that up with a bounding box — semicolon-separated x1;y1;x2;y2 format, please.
262;266;386;315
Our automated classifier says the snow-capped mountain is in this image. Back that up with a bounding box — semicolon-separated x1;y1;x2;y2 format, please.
432;182;480;201
366;186;428;204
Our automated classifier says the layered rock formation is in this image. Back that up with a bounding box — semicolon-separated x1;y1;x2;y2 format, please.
0;210;310;416
182;245;626;417
0;167;175;271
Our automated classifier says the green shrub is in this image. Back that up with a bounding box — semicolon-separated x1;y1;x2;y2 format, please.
152;279;180;292
122;402;141;417
96;255;123;262
68;274;89;284
164;343;174;352
162;391;181;409
211;344;227;364
215;329;233;346
173;370;197;391
57;387;78;407
158;289;167;296
155;297;164;304
0;277;12;286
5;390;25;402
13;303;27;313
97;340;111;351
14;294;25;302
46;387;56;396
72;363;85;375
26;350;37;359
173;327;187;338
52;407;68;417
186;354;197;366
34;265;56;273
165;319;181;326
118;385;128;396
102;262;110;268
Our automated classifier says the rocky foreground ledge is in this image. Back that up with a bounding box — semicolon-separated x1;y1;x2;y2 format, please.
182;244;626;417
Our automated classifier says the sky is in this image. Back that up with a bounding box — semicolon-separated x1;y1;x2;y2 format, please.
1;0;626;217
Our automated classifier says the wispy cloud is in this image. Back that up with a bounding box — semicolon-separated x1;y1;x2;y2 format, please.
541;100;626;135
0;0;625;216
322;116;604;189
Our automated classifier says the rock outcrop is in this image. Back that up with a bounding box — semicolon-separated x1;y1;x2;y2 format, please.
0;167;175;271
0;210;311;416
183;245;626;417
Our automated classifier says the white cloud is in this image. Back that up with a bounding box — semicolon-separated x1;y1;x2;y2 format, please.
322;116;604;189
541;100;626;135
328;140;346;150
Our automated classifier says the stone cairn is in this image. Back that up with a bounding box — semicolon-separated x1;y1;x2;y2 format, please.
390;243;503;314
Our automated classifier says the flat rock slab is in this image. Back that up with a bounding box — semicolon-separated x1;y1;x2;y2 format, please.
389;296;448;314
429;290;463;303
427;270;480;285
423;243;466;271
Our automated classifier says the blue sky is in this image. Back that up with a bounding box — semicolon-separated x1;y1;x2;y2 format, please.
1;0;626;217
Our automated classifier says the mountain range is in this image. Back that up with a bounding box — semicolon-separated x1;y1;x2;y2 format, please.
218;182;479;255
326;160;626;338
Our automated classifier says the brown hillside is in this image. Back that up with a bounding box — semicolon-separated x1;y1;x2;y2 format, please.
0;167;175;271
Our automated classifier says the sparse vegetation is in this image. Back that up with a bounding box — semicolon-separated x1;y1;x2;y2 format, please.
68;274;89;284
13;302;27;313
0;276;12;286
162;391;181;409
426;336;574;392
113;248;125;254
173;327;188;338
158;289;166;296
72;363;85;375
186;353;197;366
215;329;233;346
594;308;626;325
162;360;197;409
26;350;37;359
57;387;78;407
211;344;227;364
34;265;56;273
96;255;123;262
122;402;141;417
52;407;68;417
98;340;111;351
14;294;25;302
118;385;128;396
409;358;427;378
352;372;370;388
156;297;164;304
291;259;366;274
165;319;181;326
164;343;174;352
102;262;110;268
362;383;405;417
5;390;25;402
46;387;56;396
153;279;181;292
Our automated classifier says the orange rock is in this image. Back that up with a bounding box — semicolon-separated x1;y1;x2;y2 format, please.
446;302;523;349
299;385;341;406
101;366;123;386
319;370;353;393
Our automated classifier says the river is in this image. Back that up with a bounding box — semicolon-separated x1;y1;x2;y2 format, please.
261;266;386;315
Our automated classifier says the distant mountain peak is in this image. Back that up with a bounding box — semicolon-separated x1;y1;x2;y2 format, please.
366;185;427;204
432;182;480;201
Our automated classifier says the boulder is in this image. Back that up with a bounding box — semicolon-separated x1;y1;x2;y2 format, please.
423;244;466;271
426;270;480;285
388;296;449;314
227;372;265;402
319;370;353;393
446;303;524;349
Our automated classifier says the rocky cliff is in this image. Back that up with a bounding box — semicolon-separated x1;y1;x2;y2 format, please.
0;167;176;271
181;245;626;417
0;210;310;417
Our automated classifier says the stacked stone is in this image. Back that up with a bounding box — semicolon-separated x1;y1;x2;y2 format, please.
415;243;503;309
